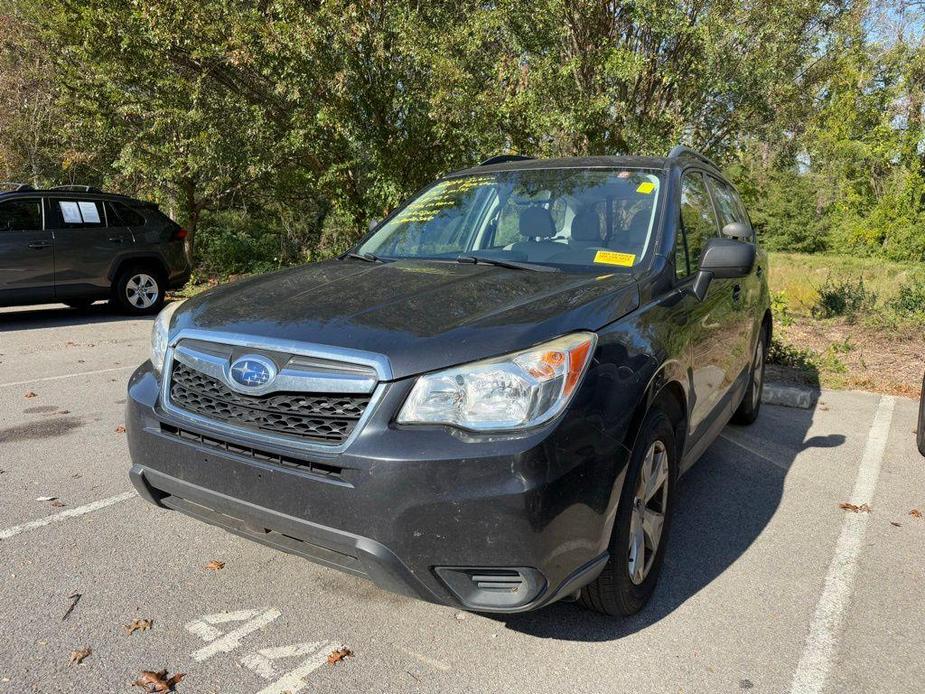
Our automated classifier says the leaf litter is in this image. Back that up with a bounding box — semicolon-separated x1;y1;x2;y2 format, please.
132;670;185;692
125;618;153;635
69;647;91;665
327;646;353;665
839;502;872;513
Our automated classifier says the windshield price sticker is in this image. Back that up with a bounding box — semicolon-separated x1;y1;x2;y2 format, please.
636;181;656;194
594;250;635;267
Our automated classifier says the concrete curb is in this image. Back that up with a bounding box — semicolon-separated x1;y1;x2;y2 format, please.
762;382;817;409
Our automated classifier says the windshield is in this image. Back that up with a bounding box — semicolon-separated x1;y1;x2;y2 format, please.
358;168;663;271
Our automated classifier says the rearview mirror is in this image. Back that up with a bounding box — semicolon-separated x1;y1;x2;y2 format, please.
690;237;756;301
721;222;752;241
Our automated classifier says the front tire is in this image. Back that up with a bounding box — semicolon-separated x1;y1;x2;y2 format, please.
731;326;767;425
112;267;165;315
579;408;678;616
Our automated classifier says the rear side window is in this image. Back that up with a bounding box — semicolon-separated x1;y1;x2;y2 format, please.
48;198;105;228
677;172;719;277
107;201;146;227
0;199;42;231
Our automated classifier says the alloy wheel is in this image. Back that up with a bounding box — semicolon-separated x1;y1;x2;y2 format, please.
628;439;669;585
125;273;159;309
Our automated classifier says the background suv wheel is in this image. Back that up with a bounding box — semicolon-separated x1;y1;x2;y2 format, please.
112;265;165;315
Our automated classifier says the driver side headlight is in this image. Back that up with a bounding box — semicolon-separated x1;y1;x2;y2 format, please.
397;332;597;432
150;300;183;376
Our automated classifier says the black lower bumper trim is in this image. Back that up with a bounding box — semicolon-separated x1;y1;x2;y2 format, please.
129;464;438;603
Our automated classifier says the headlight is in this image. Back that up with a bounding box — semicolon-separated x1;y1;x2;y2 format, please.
150;300;183;376
397;332;597;432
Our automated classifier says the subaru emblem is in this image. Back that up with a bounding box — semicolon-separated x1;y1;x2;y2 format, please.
229;355;277;389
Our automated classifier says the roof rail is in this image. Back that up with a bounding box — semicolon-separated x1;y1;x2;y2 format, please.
478;154;535;167
49;184;102;193
0;182;35;192
667;145;720;170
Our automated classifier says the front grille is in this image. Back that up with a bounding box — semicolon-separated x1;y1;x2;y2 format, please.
168;361;370;444
159;423;344;479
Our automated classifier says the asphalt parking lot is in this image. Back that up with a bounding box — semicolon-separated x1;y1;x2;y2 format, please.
1;302;923;694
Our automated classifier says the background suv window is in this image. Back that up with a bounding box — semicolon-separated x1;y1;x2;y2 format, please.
0;199;42;231
48;198;105;228
677;172;719;277
107;201;146;227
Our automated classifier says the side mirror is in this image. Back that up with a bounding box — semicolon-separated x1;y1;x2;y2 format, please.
690;237;756;301
722;222;752;241
368;218;381;232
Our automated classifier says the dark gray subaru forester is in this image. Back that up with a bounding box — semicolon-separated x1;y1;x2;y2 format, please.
127;147;770;616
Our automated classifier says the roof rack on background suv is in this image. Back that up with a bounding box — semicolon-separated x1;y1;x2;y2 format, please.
0;182;35;192
49;184;102;193
667;145;721;171
478;154;536;167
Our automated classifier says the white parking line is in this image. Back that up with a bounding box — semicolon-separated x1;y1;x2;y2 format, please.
0;491;137;540
789;395;895;694
0;365;136;388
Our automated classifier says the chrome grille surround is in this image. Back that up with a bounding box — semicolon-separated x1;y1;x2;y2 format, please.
159;329;391;453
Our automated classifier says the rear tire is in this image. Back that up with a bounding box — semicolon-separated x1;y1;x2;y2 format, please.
731;325;767;426
579;408;677;616
112;266;165;315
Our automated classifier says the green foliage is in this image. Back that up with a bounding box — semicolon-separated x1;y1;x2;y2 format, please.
1;0;924;278
811;275;876;320
767;337;818;372
770;290;794;327
891;277;925;317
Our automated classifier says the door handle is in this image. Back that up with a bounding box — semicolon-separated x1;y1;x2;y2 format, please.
27;241;51;249
732;284;742;303
108;236;127;243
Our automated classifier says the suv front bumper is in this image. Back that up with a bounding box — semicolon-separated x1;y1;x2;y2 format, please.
127;362;629;612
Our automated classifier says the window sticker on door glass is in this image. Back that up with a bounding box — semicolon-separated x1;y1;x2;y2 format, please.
78;201;100;223
59;201;82;223
593;250;636;267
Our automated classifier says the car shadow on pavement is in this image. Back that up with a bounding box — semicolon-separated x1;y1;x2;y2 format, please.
0;302;158;332
489;402;845;641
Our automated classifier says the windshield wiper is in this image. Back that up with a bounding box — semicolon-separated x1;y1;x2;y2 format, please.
342;251;384;263
456;255;559;273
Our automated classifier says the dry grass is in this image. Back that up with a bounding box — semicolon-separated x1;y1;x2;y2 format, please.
768;252;925;316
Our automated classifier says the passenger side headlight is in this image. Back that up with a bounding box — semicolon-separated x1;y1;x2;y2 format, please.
150;300;183;376
397;332;597;432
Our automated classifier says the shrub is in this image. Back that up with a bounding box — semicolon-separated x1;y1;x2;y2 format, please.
770;290;793;326
811;275;876;320
890;276;925;317
767;336;818;371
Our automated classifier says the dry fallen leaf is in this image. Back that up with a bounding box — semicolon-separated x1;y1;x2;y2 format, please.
327;646;353;666
57;409;70;415
24;391;37;399
839;502;872;513
115;425;126;433
69;647;91;665
910;509;923;518
891;521;902;527
125;618;153;636
205;560;225;571
132;669;185;693
51;500;65;508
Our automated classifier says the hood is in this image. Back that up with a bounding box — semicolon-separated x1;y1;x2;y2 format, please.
172;259;639;379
